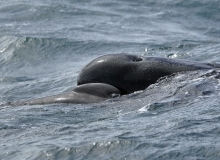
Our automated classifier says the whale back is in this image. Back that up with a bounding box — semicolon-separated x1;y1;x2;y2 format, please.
73;83;121;98
77;54;215;94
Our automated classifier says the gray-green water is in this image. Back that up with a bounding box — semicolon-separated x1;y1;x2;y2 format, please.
1;0;220;159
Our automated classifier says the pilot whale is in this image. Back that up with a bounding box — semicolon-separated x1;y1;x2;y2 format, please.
3;83;121;107
77;54;217;94
2;54;219;107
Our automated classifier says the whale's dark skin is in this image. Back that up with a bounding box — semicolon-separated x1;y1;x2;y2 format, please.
3;83;120;107
2;54;219;107
77;54;217;94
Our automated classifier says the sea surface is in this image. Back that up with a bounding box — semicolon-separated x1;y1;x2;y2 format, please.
1;0;220;159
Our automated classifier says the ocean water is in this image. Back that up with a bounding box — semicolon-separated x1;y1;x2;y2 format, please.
1;0;220;159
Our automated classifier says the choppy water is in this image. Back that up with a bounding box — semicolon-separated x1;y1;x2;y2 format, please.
1;0;220;159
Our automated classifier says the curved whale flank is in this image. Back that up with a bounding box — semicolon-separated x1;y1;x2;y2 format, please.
5;83;121;106
77;54;216;94
2;53;219;107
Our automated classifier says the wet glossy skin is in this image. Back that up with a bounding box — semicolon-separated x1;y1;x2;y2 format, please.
3;54;217;107
3;83;121;107
77;54;214;94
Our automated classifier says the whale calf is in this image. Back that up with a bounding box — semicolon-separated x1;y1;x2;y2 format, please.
2;54;219;107
3;83;120;107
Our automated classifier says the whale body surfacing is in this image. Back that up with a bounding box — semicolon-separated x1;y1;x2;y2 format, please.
77;54;214;94
2;53;219;107
3;83;120;106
